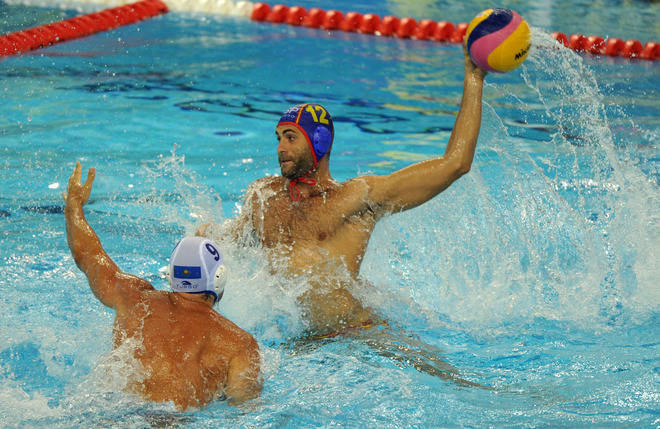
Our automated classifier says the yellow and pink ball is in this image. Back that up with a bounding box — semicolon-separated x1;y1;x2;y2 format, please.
466;8;531;73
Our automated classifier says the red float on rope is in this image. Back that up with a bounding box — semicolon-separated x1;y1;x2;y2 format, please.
622;40;643;58
0;0;168;57
585;36;605;54
378;16;399;37
450;23;468;43
551;32;569;47
285;6;306;26
415;19;437;41
251;2;270;21
340;11;362;32
303;8;325;28
396;17;417;39
643;42;659;60
323;10;343;31
267;4;288;24
434;21;455;42
359;13;380;35
605;38;625;56
569;34;586;51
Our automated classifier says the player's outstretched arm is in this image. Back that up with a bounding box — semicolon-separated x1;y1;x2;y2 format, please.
63;162;152;309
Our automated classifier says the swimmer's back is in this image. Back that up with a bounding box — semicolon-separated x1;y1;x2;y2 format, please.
114;288;260;410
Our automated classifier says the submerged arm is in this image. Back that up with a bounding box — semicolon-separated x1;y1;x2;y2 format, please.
367;43;487;214
64;162;152;309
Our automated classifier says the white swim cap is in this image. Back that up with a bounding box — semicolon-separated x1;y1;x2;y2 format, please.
166;237;227;303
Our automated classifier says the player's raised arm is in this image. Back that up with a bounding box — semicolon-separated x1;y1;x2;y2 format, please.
366;43;487;214
63;161;152;309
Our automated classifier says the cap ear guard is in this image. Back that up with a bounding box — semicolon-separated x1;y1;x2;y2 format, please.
312;126;332;161
213;264;227;302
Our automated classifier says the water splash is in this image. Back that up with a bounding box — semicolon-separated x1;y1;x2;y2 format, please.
138;145;226;236
520;28;660;325
363;28;660;334
134;150;308;341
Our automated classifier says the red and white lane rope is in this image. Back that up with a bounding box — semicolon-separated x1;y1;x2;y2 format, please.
1;0;658;61
249;3;658;61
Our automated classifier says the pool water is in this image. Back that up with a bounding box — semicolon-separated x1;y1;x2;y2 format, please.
1;0;659;427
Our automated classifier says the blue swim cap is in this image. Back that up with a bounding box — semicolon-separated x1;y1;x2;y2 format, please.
278;103;334;167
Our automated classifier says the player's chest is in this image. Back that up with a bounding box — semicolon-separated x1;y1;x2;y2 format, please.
253;193;349;245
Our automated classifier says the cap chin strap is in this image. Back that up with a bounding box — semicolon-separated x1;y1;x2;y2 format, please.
289;174;317;201
288;156;320;201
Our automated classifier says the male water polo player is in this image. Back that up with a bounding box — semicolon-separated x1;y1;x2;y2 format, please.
198;42;488;336
64;162;262;410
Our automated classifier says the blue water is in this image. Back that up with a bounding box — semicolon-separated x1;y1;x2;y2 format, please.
1;0;659;427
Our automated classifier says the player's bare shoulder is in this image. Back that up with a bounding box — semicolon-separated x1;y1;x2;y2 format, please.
333;175;382;216
342;175;373;194
342;174;391;217
246;175;285;195
242;176;287;210
207;310;260;357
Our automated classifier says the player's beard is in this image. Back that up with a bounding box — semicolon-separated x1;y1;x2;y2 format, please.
279;152;315;180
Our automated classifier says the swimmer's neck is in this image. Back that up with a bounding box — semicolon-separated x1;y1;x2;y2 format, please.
289;161;338;198
171;292;215;308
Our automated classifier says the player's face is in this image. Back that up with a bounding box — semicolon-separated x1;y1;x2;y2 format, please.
276;126;314;180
